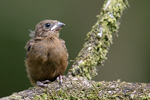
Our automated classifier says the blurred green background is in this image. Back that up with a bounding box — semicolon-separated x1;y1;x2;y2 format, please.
0;0;150;98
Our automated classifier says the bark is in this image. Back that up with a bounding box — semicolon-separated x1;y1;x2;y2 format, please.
2;0;150;100
1;77;150;99
67;0;129;80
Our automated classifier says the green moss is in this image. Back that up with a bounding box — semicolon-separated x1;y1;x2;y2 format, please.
11;94;21;99
96;82;103;87
34;93;48;100
68;0;129;80
31;79;150;99
141;96;150;100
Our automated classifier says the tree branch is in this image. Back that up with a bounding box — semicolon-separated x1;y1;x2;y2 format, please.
2;0;150;100
67;0;129;80
1;77;150;99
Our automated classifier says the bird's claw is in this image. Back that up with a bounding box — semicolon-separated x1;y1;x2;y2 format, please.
37;80;51;87
56;75;66;85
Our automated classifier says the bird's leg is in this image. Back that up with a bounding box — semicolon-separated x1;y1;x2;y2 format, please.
56;75;66;85
36;80;51;87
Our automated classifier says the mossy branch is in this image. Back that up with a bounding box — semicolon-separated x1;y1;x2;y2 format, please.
2;0;150;100
1;77;150;99
67;0;129;80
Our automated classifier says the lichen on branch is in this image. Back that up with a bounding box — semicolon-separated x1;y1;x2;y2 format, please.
2;78;150;100
68;0;129;80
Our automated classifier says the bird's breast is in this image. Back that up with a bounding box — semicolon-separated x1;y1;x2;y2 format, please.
28;37;66;63
26;36;68;82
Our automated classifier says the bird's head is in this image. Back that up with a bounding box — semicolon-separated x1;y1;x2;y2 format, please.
32;20;65;38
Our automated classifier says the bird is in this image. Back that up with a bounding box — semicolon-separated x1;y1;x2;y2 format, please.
25;20;68;87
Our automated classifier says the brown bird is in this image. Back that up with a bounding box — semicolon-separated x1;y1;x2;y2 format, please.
25;20;68;87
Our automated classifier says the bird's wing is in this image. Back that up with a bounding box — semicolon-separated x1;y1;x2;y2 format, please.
59;38;69;58
25;37;43;58
25;39;34;52
25;37;43;51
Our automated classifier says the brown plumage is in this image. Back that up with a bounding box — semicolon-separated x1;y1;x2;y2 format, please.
25;20;68;87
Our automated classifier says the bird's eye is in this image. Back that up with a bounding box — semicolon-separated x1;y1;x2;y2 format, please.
45;23;51;27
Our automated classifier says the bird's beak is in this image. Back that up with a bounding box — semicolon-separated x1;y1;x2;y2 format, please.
51;22;65;31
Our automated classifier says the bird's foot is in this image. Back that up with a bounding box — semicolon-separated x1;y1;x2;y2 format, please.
56;75;66;85
37;80;51;87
